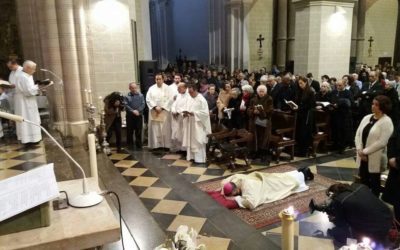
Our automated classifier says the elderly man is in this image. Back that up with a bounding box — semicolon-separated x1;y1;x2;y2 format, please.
14;60;43;144
125;83;145;149
182;84;211;163
359;71;383;117
170;82;189;152
266;75;281;107
146;73;172;150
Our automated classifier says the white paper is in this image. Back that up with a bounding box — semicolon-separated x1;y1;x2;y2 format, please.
0;164;59;222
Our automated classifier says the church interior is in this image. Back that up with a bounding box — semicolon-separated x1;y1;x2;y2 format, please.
1;0;400;249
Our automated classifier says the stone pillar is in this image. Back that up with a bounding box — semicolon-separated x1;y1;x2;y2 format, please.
36;0;65;125
355;0;366;66
276;0;288;71
350;1;358;58
286;0;296;64
393;0;400;68
209;0;227;67
293;0;356;79
140;0;153;60
55;0;87;138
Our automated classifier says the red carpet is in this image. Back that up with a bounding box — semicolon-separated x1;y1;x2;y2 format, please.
197;165;337;229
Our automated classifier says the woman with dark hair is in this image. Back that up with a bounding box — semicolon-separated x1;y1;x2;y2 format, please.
104;92;125;152
355;95;394;196
294;76;316;156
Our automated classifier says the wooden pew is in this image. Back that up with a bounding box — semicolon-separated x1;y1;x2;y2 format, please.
310;110;330;157
269;110;297;163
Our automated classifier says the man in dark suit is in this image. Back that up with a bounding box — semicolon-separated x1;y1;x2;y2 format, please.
307;72;320;93
359;71;383;117
266;75;282;108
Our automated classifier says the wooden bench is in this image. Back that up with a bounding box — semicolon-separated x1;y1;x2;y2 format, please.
310;110;330;157
269;110;297;163
206;128;253;171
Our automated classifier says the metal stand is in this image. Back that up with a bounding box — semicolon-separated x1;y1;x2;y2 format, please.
86;103;101;152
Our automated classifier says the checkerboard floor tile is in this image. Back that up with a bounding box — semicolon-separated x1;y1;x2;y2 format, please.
105;146;360;250
0;143;47;174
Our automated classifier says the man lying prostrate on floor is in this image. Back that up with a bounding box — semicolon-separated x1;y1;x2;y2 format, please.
207;167;314;210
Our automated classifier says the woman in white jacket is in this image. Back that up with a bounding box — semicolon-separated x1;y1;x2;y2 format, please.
355;95;394;196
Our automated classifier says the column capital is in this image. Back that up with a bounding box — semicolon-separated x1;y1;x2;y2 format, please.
293;0;356;9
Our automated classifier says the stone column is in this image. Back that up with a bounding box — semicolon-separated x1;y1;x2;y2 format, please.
36;0;65;125
350;1;358;58
286;0;296;64
355;0;366;66
55;0;86;138
276;0;288;71
393;0;400;68
209;0;227;66
293;0;356;79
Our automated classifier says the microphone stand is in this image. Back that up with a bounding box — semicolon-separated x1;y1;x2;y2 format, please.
40;69;72;147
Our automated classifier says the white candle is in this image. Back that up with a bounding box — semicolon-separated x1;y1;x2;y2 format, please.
88;134;98;182
88;89;93;104
98;96;103;109
84;89;89;104
280;206;295;250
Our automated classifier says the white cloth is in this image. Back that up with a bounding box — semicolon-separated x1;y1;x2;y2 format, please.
355;114;393;173
14;71;42;143
182;94;211;163
170;92;189;151
146;83;172;149
7;66;23;112
222;170;309;210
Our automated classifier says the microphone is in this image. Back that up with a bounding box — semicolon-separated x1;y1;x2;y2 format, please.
40;68;63;85
0;110;103;208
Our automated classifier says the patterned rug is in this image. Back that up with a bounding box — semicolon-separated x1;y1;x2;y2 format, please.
196;165;337;229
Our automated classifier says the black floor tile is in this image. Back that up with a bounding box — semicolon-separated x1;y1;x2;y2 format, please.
131;186;147;196
316;166;341;180
140;197;161;211
123;175;136;183
168;166;186;173
199;220;227;238
123;155;137;160
12;152;43;161
116;167;127;173
9;161;43;171
151;212;176;231
181;173;200;183
164;191;184;201
151;178;169;188
180;203;203;217
141;170;156;177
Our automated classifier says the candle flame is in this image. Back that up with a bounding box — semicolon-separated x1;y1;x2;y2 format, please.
362;237;370;246
286;206;294;215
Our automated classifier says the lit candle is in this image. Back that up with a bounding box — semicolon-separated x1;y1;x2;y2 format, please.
98;96;103;109
280;206;295;250
88;134;98;182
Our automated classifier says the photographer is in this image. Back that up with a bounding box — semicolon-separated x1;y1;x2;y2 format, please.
104;92;125;152
310;183;392;246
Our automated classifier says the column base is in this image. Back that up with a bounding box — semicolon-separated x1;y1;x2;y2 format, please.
53;120;89;144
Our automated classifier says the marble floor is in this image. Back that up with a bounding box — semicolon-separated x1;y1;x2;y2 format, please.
0;134;362;250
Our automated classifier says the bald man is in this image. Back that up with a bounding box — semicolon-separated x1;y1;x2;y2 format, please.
125;83;145;149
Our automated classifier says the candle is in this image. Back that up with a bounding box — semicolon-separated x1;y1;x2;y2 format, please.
88;89;93;104
280;206;295;250
88;134;98;182
83;89;89;104
98;96;103;109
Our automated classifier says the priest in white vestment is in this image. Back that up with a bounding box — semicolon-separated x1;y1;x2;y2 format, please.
221;168;313;210
170;82;189;152
14;60;42;144
182;84;212;163
146;74;172;149
7;59;23;113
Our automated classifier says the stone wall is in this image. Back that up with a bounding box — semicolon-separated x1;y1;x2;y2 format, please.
363;0;398;66
247;0;273;71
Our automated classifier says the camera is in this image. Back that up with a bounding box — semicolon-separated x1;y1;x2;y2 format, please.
309;198;334;215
